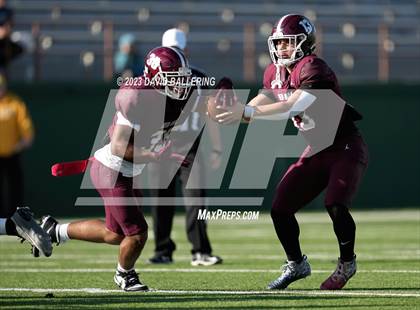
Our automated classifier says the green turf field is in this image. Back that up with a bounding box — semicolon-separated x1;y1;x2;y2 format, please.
0;209;419;309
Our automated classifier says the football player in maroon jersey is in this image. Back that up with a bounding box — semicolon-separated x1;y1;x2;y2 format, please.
216;14;368;290
39;47;199;292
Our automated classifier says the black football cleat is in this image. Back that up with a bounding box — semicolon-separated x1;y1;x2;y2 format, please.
114;270;149;292
11;207;52;257
148;255;173;264
40;215;60;244
32;215;60;257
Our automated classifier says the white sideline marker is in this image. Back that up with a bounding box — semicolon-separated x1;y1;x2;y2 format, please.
0;287;419;298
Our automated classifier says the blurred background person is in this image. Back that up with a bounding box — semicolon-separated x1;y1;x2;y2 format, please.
148;28;223;266
0;0;13;25
114;33;142;78
0;0;22;72
0;73;33;217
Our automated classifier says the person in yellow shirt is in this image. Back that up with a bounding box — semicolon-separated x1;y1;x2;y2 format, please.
0;74;33;217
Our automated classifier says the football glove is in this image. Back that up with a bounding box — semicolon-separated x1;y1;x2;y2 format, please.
214;77;237;108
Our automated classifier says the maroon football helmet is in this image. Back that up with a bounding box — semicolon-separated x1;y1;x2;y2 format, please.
268;14;316;67
143;46;192;100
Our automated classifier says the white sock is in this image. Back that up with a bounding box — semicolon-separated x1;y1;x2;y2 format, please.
0;218;6;235
117;263;133;273
57;223;70;243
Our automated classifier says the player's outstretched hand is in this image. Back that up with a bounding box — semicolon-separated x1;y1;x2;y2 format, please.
215;102;244;124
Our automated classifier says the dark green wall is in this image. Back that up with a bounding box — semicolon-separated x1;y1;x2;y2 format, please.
9;82;420;216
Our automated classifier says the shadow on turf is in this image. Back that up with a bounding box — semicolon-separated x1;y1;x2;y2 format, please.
0;294;382;309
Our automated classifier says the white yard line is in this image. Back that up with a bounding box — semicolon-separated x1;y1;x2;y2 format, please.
0;287;419;298
1;252;419;261
0;268;419;273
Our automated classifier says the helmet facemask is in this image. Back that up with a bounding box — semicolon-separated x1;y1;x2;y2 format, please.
153;66;192;100
268;33;307;67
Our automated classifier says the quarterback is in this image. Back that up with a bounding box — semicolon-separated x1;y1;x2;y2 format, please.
217;14;368;290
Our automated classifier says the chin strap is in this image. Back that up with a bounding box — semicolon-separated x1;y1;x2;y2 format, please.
270;64;283;89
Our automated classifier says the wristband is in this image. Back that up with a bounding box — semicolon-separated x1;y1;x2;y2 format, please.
243;105;255;121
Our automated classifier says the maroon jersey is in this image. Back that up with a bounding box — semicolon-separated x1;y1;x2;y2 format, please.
110;77;200;152
262;55;361;141
94;77;200;176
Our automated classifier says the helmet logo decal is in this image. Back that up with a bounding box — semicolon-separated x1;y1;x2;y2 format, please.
299;19;313;33
146;53;161;70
